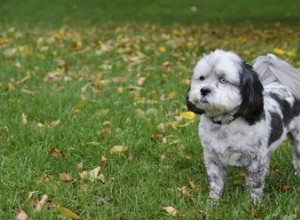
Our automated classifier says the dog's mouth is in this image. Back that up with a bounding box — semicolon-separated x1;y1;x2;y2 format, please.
200;97;209;104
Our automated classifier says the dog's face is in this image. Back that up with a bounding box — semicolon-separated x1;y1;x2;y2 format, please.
187;50;264;123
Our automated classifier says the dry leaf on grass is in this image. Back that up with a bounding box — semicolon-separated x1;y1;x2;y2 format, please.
16;208;28;220
161;206;180;217
56;206;80;219
109;145;128;154
179;111;196;120
80;166;106;183
48;119;60;127
59;173;73;182
49;148;66;159
35;194;48;212
22;113;28;125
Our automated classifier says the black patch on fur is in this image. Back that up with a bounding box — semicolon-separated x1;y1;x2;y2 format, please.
268;112;283;146
269;92;294;125
236;62;264;125
186;87;205;114
293;98;300;116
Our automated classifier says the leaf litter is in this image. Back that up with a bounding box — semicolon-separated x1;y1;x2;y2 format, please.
3;23;300;219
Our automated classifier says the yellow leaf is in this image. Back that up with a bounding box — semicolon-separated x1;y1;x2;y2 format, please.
159;46;166;53
179;111;196;120
273;48;285;56
56;206;80;220
37;122;45;129
161;206;180;217
110;145;128;154
117;86;124;94
286;50;296;57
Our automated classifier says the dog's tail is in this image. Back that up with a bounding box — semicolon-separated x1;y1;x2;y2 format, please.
253;54;300;99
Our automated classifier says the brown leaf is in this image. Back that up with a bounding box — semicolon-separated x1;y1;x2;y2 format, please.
187;176;196;189
100;156;108;165
278;182;292;191
49;148;66;159
59;173;73;182
160;61;171;73
178;186;189;196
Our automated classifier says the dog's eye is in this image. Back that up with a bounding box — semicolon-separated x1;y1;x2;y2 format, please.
199;76;205;81
219;77;227;83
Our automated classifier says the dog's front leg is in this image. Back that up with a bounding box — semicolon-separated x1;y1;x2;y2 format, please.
246;162;268;204
204;152;226;200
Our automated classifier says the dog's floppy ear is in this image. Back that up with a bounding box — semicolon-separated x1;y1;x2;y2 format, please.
186;87;205;114
237;62;264;124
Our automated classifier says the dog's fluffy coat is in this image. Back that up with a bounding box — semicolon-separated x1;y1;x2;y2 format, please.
186;50;300;202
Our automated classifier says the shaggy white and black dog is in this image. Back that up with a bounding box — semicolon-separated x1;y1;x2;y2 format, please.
186;49;300;203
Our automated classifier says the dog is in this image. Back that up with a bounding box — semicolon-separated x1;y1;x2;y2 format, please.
186;49;300;203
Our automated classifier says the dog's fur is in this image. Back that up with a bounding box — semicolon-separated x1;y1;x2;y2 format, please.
186;50;300;203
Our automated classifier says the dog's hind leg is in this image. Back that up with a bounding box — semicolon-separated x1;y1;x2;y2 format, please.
289;124;300;175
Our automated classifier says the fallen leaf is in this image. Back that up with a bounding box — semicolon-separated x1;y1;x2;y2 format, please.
179;111;196;120
3;48;17;57
16;75;31;84
278;182;292;191
59;173;73;182
80;166;106;183
161;206;180;217
22;113;28;125
109;145;128;154
16;208;28;220
49;148;66;159
35;194;48;212
100;156;108;165
37;122;45;129
76;162;84;171
178;186;189;196
187;176;196;189
56;206;80;219
137;77;147;86
89;166;102;180
48;119;60;127
28;192;38;207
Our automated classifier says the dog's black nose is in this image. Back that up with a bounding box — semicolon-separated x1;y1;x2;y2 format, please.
201;88;211;96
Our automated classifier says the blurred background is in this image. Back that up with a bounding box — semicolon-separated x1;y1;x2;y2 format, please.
1;0;300;27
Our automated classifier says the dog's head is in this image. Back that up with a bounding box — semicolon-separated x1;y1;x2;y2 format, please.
186;50;264;124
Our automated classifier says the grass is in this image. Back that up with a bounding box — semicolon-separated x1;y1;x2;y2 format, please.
1;1;300;219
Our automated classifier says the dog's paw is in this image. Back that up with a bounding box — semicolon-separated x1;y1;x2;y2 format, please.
209;191;221;199
251;193;262;205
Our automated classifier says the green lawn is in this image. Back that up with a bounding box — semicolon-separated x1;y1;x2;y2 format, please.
1;0;300;26
1;1;300;219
